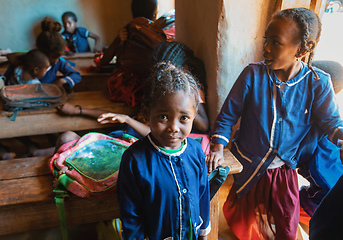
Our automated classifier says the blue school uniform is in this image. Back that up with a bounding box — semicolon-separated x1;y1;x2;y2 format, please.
39;58;81;88
117;134;211;240
62;27;91;53
212;61;343;198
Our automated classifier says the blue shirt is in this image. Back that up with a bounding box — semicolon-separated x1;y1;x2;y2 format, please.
212;61;343;198
39;57;81;88
62;27;90;53
117;135;211;240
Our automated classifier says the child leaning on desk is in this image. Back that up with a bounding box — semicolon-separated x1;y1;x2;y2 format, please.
61;11;101;54
5;49;50;85
206;7;343;240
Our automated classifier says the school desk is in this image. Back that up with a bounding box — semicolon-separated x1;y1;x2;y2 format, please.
0;90;138;139
0;148;242;239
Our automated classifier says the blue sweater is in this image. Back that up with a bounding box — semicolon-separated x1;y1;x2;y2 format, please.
62;27;90;53
117;135;211;240
212;61;343;198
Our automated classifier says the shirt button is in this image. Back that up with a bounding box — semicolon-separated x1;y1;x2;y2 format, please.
183;189;187;194
278;118;282;122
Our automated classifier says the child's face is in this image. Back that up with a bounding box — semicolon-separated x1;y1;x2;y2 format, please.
34;61;51;79
263;17;301;72
145;91;196;150
62;16;76;34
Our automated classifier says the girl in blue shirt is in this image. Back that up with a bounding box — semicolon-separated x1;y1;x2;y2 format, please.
117;62;211;240
206;8;343;239
61;11;101;54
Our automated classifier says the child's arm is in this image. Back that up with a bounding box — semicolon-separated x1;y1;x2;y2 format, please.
57;59;82;88
98;113;150;136
88;31;101;53
56;103;109;118
206;143;224;172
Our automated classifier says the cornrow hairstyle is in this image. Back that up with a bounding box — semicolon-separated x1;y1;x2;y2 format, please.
143;62;200;111
18;49;49;71
131;0;157;19
273;8;322;80
152;41;207;90
36;17;65;57
62;11;77;22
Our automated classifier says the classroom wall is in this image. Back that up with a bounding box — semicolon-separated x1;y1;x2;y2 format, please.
177;0;276;128
0;0;174;52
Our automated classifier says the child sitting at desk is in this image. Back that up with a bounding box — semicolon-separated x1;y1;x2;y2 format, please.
61;11;101;54
5;49;50;85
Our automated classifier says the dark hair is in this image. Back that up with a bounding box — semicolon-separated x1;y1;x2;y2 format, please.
131;0;157;19
152;41;207;90
62;11;77;22
36;17;65;57
143;62;199;110
273;8;322;80
18;49;49;71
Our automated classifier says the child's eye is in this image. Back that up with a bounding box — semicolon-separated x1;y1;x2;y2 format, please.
273;40;281;46
180;116;190;122
159;115;168;120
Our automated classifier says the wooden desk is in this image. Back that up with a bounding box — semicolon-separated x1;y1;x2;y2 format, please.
207;148;242;240
0;156;120;236
0;91;138;139
0;149;242;237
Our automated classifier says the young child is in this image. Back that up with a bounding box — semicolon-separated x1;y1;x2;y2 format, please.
206;8;343;239
117;62;211;239
6;49;50;85
61;11;101;54
36;17;82;92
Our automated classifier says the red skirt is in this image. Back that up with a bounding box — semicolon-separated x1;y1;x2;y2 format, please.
223;165;300;240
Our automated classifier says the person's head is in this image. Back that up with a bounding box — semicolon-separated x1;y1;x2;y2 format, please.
152;41;207;89
62;11;77;34
263;8;321;79
36;17;66;65
131;0;158;21
142;62;199;149
18;49;50;79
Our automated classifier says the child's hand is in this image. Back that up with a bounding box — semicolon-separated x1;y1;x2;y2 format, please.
54;78;68;88
97;113;128;124
56;103;82;115
119;28;128;42
206;143;224;173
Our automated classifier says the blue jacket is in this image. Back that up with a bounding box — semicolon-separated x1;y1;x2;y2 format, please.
117;135;211;240
212;61;343;198
40;57;81;88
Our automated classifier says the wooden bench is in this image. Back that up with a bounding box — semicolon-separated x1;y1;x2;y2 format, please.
0;90;139;139
0;148;242;238
0;155;120;236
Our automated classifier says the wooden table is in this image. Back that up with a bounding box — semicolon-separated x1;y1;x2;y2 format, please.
0;90;138;139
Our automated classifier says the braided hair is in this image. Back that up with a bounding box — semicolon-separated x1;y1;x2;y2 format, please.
143;62;199;111
36;17;65;60
273;8;322;80
152;41;207;90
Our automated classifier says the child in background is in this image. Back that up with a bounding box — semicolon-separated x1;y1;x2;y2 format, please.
206;8;343;239
36;17;82;92
117;62;211;239
6;49;50;85
61;11;101;54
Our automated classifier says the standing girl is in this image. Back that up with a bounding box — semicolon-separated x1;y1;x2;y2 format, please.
206;8;343;239
117;62;211;240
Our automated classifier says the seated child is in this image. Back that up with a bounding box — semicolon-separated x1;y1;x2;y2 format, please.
61;11;101;54
6;49;50;85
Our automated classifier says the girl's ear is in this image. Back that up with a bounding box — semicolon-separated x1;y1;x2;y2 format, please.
296;48;307;59
141;104;149;122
